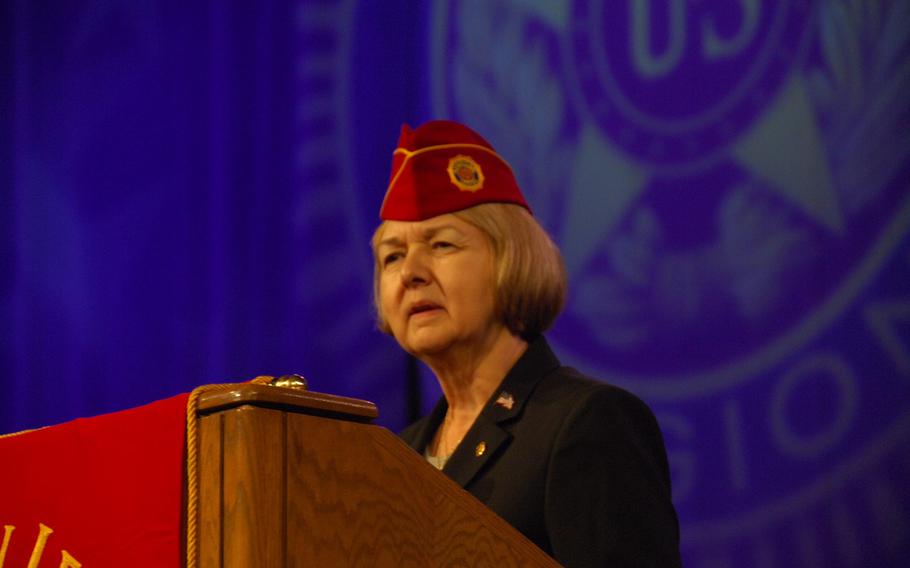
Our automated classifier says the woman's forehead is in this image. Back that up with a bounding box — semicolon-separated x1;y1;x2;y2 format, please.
379;214;475;244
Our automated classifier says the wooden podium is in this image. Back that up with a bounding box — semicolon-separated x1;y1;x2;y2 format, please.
189;384;559;567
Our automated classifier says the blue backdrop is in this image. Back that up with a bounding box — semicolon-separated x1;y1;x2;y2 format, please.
3;1;909;566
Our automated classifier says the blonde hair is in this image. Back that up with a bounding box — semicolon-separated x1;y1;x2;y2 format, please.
371;203;567;340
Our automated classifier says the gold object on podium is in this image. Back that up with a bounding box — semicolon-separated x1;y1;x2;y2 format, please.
270;374;309;390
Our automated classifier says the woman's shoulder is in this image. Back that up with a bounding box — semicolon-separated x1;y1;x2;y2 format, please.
518;336;655;417
536;364;655;420
537;370;680;566
528;364;669;465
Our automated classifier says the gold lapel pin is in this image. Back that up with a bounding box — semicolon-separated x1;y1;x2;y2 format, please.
494;391;514;410
475;441;486;457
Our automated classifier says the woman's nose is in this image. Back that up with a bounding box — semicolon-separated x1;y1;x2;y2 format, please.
400;250;429;286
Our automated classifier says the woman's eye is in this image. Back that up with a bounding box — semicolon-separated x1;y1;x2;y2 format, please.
432;241;454;250
383;253;402;266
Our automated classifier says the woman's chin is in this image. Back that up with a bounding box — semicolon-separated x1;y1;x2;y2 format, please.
406;340;452;359
401;330;456;359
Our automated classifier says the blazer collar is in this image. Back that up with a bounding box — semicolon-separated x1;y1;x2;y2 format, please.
410;336;562;488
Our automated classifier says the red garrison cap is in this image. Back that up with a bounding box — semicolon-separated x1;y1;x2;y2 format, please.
379;120;530;220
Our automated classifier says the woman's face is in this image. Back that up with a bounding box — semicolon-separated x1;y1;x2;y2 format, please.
376;214;501;358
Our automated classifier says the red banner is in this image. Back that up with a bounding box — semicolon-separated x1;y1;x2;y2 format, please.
0;394;189;567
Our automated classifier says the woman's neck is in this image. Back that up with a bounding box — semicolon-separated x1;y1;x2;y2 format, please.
424;329;528;425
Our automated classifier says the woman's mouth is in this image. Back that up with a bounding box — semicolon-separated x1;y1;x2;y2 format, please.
409;302;442;317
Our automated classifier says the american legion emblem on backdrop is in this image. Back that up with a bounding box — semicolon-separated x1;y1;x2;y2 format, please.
433;1;910;565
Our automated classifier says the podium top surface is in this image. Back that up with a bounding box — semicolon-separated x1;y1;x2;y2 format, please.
196;384;378;421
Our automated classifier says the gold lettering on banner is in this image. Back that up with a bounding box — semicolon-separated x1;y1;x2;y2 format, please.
27;523;53;568
0;522;82;568
0;525;14;567
60;550;82;568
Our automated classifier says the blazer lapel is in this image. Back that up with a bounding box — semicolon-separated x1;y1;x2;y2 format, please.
443;412;510;487
443;336;561;488
403;397;448;454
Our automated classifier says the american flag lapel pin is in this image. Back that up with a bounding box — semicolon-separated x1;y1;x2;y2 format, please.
495;391;514;410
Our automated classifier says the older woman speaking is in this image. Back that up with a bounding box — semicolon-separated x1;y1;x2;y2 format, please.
373;120;680;567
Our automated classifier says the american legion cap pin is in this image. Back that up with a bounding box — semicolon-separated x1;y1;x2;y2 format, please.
447;154;484;192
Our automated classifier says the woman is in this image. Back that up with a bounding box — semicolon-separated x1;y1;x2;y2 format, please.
373;120;681;567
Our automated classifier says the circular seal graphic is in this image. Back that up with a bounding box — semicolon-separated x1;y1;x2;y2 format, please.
431;1;910;565
567;0;812;172
447;154;486;191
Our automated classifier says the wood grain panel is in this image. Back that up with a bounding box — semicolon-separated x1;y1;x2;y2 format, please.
285;413;559;567
197;413;223;568
222;405;286;567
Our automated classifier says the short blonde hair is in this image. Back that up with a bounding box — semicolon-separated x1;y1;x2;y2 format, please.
371;203;567;340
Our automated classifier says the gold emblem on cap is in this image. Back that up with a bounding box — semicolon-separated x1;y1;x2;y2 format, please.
475;441;486;457
447;154;485;192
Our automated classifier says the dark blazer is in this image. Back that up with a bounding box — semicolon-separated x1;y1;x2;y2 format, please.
400;337;681;567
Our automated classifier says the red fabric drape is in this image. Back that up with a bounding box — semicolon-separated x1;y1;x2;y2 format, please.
0;393;189;567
